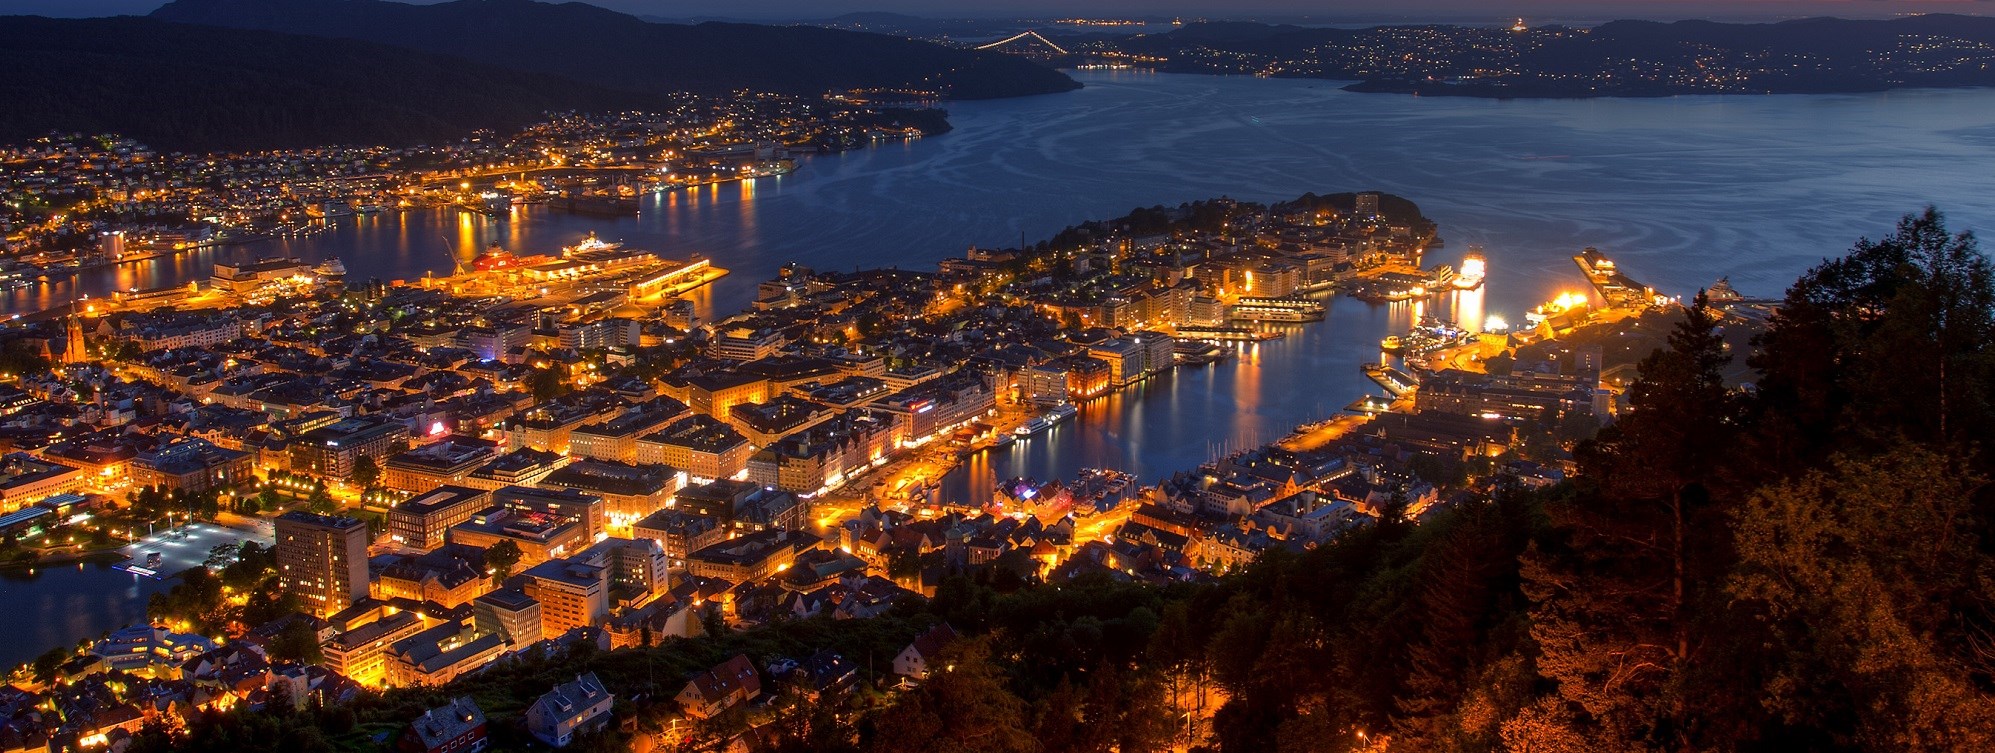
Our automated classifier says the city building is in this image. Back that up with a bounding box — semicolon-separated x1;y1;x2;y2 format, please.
276;511;371;618
635;415;752;483
893;622;959;681
520;558;611;636
537;459;683;525
746;410;895;495
686;528;811;583
449;507;587;566
675;654;762;719
399;697;488;753
494;485;606;540
290;416;410;480
567;397;688;463
384;438;499;492
388;486;495;552
0;453;83;512
525;673;613;749
473;589;544;647
384;620;508;688
323;611;424;687
130;438;252;494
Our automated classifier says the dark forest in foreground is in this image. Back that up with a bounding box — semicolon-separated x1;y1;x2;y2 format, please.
138;208;1995;753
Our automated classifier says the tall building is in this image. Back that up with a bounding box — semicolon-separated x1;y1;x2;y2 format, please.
276;511;371;618
63;310;88;365
1355;192;1380;220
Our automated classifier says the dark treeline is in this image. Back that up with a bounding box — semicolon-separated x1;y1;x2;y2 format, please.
139;209;1995;752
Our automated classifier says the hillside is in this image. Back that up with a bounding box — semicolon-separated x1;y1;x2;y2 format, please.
0;16;656;152
151;0;1081;100
1113;14;1995;97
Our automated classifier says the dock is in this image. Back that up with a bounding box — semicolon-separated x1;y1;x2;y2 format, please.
1573;247;1658;310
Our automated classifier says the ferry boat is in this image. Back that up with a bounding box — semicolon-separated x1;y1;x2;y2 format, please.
1380;335;1406;354
1014;416;1052;436
1013;403;1078;436
1454;248;1486;290
314;258;347;280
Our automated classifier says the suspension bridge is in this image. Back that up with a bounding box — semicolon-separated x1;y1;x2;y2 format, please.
974;30;1070;56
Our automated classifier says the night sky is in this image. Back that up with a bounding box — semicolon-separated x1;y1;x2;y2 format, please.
11;0;1992;22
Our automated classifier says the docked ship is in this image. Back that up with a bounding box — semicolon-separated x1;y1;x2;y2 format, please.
555;191;640;217
1454;248;1486;290
1380;335;1407;354
1047;402;1077;424
1708;276;1743;303
1013;402;1079;436
1014;416;1051;436
313;258;347;281
473;243;518;272
744;158;798;178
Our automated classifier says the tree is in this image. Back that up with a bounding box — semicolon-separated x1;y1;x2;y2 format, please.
1728;447;1995;751
305;485;335;515
266;619;323;665
865;639;1035;753
30;646;69;686
1523;292;1739;750
483;540;523;584
1751;208;1995;474
525;366;570;401
350;455;381;491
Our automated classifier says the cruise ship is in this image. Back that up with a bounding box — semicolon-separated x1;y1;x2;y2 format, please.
314;258;347;281
1454;248;1486;290
1013;403;1079;436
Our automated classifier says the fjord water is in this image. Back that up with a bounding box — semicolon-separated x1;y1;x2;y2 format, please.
5;71;1994;663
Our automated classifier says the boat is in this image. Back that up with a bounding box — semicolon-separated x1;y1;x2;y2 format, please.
566;232;623;255
1047;403;1078;424
1708;276;1743;303
1454;248;1486;290
1014;416;1053;436
1380;335;1406;354
473;243;518;271
314;258;347;280
556;193;640;217
993;434;1016;449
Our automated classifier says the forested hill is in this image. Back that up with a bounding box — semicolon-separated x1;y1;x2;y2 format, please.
0;16;657;152
1111;14;1995;97
150;0;1081;100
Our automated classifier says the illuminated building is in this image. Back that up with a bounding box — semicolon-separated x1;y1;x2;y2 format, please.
276;511;371;618
387;486;494;551
290;416;409;480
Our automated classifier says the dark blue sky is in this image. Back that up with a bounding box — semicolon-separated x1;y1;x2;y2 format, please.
12;0;1990;22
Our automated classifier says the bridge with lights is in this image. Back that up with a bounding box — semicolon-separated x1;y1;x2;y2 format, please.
974;30;1070;56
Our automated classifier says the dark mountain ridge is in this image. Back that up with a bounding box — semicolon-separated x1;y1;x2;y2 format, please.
0;15;656;152
151;0;1080;100
1118;14;1995;97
